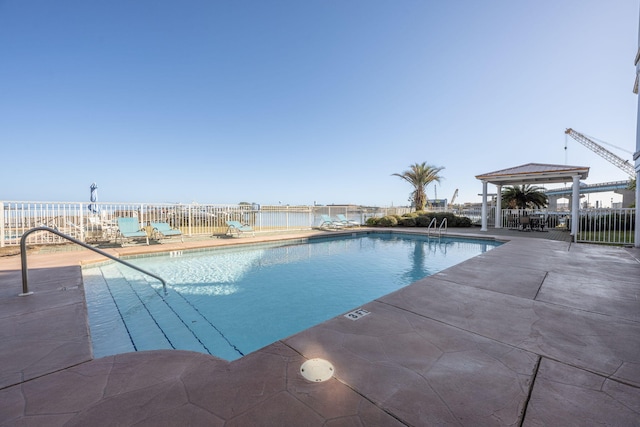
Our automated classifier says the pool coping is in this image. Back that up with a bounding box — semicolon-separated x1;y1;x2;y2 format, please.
82;230;504;361
2;227;639;425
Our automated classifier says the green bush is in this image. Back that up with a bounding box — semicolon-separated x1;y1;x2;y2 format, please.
426;212;472;228
378;215;398;227
432;212;453;223
453;216;473;227
370;212;474;228
415;215;433;227
401;212;419;218
398;216;417;227
365;217;380;226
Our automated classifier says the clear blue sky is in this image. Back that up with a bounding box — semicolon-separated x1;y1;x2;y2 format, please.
1;0;638;206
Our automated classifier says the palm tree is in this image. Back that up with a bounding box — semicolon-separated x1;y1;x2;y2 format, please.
501;184;548;209
392;162;445;211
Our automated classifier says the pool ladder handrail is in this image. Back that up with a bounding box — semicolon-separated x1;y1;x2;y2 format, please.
439;218;448;236
19;226;167;297
426;218;447;237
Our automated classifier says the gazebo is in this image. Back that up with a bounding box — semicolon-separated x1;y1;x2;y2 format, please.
475;163;590;238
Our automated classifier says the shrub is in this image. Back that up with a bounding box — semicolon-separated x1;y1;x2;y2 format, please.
365;217;380;226
453;216;473;227
398;216;417;227
415;215;433;227
370;212;474;228
432;212;454;224
378;215;398;227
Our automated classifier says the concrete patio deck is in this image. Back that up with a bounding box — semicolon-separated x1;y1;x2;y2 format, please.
0;228;639;426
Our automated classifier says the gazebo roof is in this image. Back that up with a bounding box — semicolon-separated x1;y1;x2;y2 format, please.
475;163;590;186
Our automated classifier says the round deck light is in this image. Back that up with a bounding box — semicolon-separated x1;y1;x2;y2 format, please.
300;358;334;382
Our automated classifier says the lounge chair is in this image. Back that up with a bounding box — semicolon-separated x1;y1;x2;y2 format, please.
226;220;255;237
84;215;118;241
336;214;360;227
116;217;150;246
319;214;344;230
151;222;183;242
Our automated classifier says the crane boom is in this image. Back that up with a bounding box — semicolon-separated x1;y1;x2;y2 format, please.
564;128;635;178
449;189;458;207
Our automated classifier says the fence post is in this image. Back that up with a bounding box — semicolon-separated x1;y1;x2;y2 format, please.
0;202;4;248
188;204;193;235
79;203;85;243
309;205;314;228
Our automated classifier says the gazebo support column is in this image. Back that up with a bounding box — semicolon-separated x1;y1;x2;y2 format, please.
495;185;502;229
481;181;488;231
571;175;580;241
632;20;639;247
635;166;639;248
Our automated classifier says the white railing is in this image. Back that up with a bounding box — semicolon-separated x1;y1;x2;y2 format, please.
1;201;378;247
576;208;635;245
499;208;635;245
500;209;570;230
5;201;633;246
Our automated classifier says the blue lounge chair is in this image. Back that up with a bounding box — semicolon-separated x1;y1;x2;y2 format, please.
319;214;344;229
151;222;183;242
336;214;360;227
116;217;149;246
226;220;255;237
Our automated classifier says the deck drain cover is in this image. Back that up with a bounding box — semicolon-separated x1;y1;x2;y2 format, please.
300;358;334;382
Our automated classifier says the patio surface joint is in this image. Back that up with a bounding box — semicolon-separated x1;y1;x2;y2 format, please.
518;355;542;427
532;272;547;300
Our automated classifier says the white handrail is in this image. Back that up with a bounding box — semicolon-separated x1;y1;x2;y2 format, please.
439;218;448;236
426;218;437;236
19;227;167;297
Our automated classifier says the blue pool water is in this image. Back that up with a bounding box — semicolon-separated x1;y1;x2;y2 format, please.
83;233;501;361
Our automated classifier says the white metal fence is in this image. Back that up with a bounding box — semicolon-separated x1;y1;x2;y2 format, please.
575;208;635;245
498;208;635;245
499;209;570;230
0;201;418;247
2;201;634;247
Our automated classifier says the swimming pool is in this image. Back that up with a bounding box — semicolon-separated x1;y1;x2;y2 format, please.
83;233;501;361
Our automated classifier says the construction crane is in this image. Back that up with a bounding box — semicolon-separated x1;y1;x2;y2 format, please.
448;189;459;208
564;128;635;178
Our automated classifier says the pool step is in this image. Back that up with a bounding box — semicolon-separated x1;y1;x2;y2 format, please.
85;264;243;360
83;268;136;357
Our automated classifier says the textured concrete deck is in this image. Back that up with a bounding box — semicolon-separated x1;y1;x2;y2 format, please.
0;228;639;426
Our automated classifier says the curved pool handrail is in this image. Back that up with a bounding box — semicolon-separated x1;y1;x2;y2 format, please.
19;226;167;297
426;217;438;236
438;218;448;236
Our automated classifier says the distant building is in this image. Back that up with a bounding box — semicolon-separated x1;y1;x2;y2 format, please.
428;199;448;208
